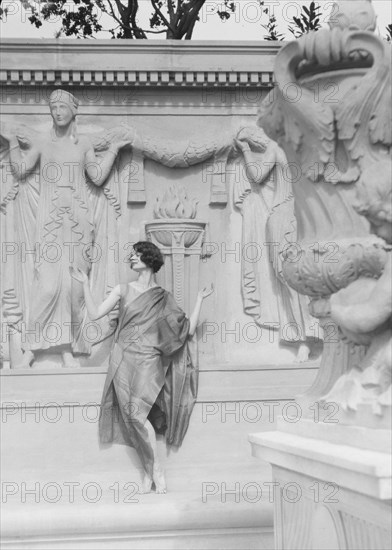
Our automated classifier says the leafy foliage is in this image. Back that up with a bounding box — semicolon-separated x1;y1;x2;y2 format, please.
0;1;332;41
288;1;322;38
0;0;241;39
262;14;284;42
17;1;104;38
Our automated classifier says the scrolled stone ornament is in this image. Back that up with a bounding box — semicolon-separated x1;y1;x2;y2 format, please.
282;238;388;298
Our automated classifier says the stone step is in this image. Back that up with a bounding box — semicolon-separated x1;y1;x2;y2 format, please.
1;364;316;548
1;490;274;549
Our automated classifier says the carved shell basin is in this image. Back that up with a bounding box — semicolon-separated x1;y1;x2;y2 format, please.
282;237;388;298
145;219;206;248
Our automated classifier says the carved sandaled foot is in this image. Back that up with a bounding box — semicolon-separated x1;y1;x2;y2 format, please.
14;350;34;369
153;464;167;494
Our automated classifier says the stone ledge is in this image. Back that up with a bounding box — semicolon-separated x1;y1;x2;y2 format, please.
1;527;273;550
0;69;274;88
0;359;320;374
276;416;392;453
0;362;318;404
0;40;280;88
1;492;273;549
249;431;392;500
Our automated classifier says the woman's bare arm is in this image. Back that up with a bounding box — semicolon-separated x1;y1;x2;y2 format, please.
189;285;214;337
84;284;122;321
70;268;121;320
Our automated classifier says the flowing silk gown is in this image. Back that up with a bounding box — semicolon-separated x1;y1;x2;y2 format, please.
99;284;197;476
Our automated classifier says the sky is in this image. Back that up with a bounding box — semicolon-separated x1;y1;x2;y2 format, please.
0;1;391;40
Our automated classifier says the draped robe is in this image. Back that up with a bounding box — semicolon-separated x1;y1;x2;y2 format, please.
28;138;94;352
235;143;314;343
99;284;196;476
1;129;122;357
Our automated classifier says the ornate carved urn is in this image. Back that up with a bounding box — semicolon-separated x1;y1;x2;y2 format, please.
250;4;391;549
259;0;391;414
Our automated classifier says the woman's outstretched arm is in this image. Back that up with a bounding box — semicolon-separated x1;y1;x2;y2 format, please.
70;267;121;320
188;285;214;337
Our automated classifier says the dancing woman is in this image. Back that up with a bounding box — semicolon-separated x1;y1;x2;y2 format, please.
71;241;213;493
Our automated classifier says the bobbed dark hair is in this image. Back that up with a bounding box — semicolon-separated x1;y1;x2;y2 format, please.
131;241;164;273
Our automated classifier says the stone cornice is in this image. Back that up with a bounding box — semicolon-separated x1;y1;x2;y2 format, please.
0;39;281;87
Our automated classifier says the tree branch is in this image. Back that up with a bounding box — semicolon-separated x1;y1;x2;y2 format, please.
167;0;175;24
151;0;175;34
177;0;205;38
103;0;146;37
112;0;126;17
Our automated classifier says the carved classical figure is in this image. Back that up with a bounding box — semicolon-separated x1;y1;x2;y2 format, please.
71;241;213;493
1;90;133;368
1;86;329;371
1;101;234;369
234;126;314;361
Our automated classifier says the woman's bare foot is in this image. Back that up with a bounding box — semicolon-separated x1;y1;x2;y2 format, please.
153;463;167;494
295;343;310;363
139;473;153;494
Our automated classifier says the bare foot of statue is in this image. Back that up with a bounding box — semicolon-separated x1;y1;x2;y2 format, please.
153;463;167;494
62;351;80;369
295;343;310;363
14;350;34;369
139;473;153;494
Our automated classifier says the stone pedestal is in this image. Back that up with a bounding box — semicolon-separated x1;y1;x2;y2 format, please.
249;417;391;550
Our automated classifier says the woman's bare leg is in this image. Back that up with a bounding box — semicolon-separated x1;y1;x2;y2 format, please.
138;421;154;493
145;419;167;494
140;471;153;494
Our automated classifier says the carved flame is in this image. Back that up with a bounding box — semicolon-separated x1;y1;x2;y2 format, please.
154;185;198;219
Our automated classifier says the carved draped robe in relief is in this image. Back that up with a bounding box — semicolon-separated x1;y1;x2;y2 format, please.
234;139;313;343
31;136;94;351
1;128;122;355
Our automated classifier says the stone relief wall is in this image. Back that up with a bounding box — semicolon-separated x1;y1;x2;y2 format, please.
0;42;323;371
